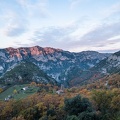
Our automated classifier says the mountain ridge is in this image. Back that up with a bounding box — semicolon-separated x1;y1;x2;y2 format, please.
68;51;120;86
0;46;112;84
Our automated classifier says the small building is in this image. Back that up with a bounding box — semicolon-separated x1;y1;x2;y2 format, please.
5;97;9;101
21;87;28;91
56;89;64;95
5;95;13;101
56;84;65;95
105;81;108;86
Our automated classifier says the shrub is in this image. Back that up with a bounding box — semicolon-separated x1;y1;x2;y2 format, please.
64;95;92;116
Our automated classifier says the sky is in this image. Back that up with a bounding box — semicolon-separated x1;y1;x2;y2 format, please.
0;0;120;53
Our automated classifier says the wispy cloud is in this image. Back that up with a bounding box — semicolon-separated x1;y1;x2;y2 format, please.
5;22;27;37
28;24;77;47
28;19;120;52
3;11;28;37
68;22;120;52
101;2;120;18
80;22;120;43
70;0;84;9
0;0;49;37
17;0;49;18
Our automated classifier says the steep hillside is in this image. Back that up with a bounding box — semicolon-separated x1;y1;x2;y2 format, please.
0;61;56;85
67;51;120;86
86;73;120;89
0;46;110;82
94;51;120;74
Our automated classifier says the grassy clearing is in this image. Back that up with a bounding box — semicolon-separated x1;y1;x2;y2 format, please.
0;84;39;100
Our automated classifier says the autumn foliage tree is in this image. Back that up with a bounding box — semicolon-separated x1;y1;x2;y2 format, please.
92;89;120;120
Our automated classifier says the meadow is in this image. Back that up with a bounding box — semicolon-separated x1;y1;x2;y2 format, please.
0;84;39;100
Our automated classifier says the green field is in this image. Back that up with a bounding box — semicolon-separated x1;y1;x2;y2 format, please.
0;84;39;100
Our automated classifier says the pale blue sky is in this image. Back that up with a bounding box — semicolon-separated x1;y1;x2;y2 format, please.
0;0;120;52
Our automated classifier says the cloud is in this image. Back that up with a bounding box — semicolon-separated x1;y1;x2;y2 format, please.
80;22;120;43
17;0;49;18
27;24;79;49
5;22;27;37
33;26;75;40
24;16;120;52
70;0;84;9
67;21;120;52
30;16;94;44
0;1;28;37
3;11;28;37
69;0;91;9
0;0;49;37
101;2;120;18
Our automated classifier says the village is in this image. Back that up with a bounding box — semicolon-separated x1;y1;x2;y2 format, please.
0;83;65;101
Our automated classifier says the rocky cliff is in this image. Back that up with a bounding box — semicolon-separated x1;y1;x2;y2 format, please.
0;46;111;83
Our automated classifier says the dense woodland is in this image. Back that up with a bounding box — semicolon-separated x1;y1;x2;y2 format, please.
0;82;120;120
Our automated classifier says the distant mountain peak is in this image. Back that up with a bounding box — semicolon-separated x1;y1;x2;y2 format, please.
113;51;120;56
0;46;113;85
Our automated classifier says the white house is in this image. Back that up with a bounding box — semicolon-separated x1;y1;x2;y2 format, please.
56;90;64;95
22;87;28;91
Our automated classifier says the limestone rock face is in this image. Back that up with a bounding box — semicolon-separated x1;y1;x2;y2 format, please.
0;46;111;82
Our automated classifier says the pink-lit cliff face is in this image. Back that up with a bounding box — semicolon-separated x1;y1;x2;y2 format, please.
29;46;42;55
5;46;62;58
6;47;22;58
